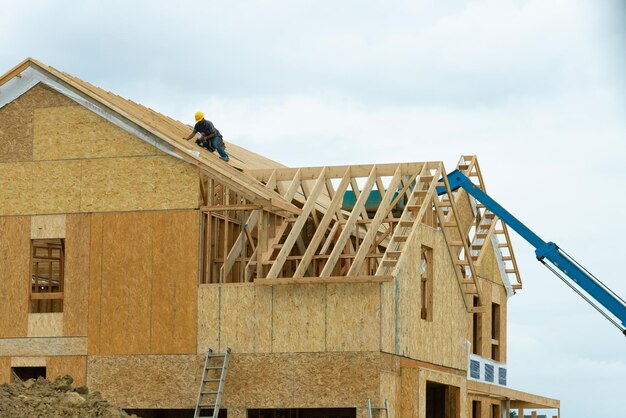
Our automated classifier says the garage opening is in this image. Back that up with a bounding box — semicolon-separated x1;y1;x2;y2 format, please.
426;381;460;418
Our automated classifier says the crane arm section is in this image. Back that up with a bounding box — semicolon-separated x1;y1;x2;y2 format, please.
439;169;626;336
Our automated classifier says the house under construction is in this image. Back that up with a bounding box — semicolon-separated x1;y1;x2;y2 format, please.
0;58;561;418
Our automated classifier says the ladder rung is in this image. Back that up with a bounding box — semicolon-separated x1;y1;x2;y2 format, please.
386;251;402;258
407;205;421;211
205;378;221;382
382;259;397;267
420;176;434;182
505;269;516;273
392;235;408;242
498;243;509;248
202;391;219;395
398;220;414;227
208;353;226;357
443;222;457;227
436;201;452;207
414;189;428;195
454;259;469;265
502;256;512;261
206;366;223;370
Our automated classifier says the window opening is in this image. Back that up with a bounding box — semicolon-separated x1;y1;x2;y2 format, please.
30;239;64;313
420;245;433;321
12;367;46;382
472;296;482;355
491;302;501;361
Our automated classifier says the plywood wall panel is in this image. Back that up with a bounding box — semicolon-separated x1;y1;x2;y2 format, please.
47;355;87;386
33;105;159;161
0;161;83;215
150;211;198;354
64;214;91;336
326;283;380;352
272;284;325;352
398;368;419;418
0;337;87;356
224;353;295;407
28;313;63;337
381;280;396;354
293;352;380;407
31;214;66;238
79;156;198;212
87;214;103;355
0;84;74;163
87;355;201;408
0;157;198;216
220;285;258;353
99;212;152;355
0;357;11;384
197;286;220;354
0;216;30;337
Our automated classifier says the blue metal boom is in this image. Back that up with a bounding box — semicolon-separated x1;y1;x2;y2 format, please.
439;169;626;336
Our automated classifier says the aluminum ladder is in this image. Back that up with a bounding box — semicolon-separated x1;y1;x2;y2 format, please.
366;398;390;418
194;347;231;418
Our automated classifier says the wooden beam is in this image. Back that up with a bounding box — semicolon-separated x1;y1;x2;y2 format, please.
255;275;393;286
320;166;377;277
248;162;424;181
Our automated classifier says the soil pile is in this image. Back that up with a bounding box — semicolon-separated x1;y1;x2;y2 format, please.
0;375;138;418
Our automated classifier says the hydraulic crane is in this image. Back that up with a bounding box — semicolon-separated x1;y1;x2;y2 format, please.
438;169;626;336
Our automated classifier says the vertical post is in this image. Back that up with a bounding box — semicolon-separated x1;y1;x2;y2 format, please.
256;209;268;280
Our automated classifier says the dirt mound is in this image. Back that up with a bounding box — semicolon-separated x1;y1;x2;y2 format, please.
0;375;138;418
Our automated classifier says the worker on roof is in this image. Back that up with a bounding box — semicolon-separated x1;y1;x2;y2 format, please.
184;112;230;162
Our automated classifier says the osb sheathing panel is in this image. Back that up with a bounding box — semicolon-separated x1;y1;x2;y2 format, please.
0;337;87;356
64;214;91;336
292;352;380;407
150;211;198;354
272;284;326;352
11;357;46;367
0;157;198;216
0;216;30;337
391;225;468;371
224;352;380;409
33;105;160;161
31;214;66;238
87;214;103;355
47;355;87;386
326;283;380;351
28;313;63;337
87;355;202;408
198;285;274;354
197;286;220;354
399;368;419;418
92;211;197;355
225;353;294;407
380;370;399;418
0;84;75;163
0;357;11;384
380;279;396;354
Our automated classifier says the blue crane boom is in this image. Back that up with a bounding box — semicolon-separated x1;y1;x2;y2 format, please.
439;169;626;336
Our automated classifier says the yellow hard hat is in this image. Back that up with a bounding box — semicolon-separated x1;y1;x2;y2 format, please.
195;111;204;122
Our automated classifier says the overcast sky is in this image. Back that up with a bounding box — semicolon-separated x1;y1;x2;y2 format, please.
1;1;625;417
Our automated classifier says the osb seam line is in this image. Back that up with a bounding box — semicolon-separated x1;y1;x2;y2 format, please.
8;58;299;215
